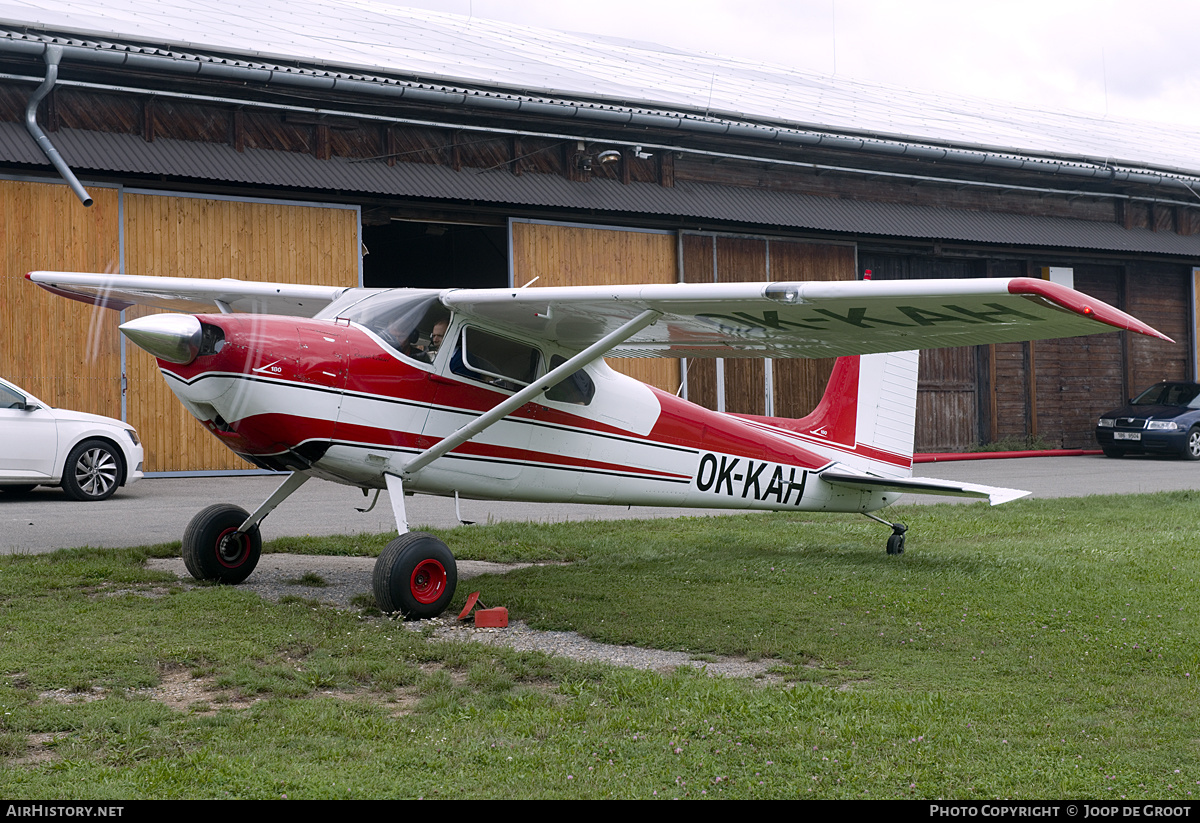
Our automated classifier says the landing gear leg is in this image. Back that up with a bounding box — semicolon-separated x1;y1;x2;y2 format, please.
863;512;907;555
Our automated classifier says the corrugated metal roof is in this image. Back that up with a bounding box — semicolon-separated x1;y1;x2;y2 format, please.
5;120;1198;257
1;0;1199;178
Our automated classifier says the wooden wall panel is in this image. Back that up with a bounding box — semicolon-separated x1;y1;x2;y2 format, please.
123;194;360;472
1052;267;1127;449
681;234;717;409
511;221;680;392
716;237;767;415
0;181;121;419
992;342;1030;440
915;347;979;451
1125;262;1190;387
680;234;855;417
863;252;987;450
768;240;855;418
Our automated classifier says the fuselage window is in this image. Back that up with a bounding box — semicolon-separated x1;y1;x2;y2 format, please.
544;354;595;406
453;327;541;391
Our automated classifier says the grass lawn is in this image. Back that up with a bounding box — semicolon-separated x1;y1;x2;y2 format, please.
1;491;1199;798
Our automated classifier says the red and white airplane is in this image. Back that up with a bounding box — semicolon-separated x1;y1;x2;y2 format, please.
28;270;1168;617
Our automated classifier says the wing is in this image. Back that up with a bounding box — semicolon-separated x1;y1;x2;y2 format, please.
443;277;1169;358
27;271;348;317
820;471;1030;506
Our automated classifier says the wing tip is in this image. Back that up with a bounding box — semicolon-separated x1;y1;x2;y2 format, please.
1008;277;1172;342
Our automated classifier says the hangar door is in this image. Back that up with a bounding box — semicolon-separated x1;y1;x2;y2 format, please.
510;220;681;393
123;193;361;473
0;180;122;422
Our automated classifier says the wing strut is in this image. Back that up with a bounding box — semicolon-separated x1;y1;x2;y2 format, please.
401;308;662;479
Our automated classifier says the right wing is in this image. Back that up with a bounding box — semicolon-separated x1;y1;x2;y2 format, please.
26;271;349;318
442;277;1170;359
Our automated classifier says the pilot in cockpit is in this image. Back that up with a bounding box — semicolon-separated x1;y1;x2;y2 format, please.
374;303;450;365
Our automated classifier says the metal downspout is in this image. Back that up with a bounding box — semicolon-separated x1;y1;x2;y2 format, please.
24;45;92;207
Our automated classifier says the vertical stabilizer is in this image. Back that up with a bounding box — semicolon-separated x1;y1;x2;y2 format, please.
739;352;919;477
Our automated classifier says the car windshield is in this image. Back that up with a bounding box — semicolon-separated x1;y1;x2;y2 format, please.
1131;383;1200;408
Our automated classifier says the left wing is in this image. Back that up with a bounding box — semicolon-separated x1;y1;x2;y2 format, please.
443;277;1169;358
27;271;348;317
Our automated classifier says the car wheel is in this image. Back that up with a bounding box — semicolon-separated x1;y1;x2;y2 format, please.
61;439;122;501
1182;428;1200;460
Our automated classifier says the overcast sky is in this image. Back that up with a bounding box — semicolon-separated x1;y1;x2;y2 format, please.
389;0;1200;129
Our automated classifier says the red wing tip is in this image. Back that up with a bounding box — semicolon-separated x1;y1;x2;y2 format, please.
1008;277;1171;341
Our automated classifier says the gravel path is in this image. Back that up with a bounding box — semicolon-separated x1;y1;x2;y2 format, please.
146;554;775;679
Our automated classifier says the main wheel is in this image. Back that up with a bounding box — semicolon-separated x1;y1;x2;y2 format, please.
182;504;262;584
61;439;122;501
1181;427;1200;460
373;532;457;618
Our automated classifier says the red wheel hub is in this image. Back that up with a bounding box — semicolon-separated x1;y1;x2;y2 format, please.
410;559;448;604
216;527;250;568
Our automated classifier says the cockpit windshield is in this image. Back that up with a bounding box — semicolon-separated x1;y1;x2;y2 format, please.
316;289;450;364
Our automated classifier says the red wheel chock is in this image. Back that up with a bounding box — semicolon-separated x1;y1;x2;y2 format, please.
456;591;509;627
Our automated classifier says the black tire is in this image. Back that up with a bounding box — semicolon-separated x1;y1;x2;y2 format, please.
61;439;122;501
1101;446;1125;458
373;532;457;618
886;533;905;555
181;504;262;584
1181;428;1200;461
0;485;37;495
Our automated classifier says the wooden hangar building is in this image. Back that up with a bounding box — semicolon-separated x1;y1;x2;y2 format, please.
2;1;1199;473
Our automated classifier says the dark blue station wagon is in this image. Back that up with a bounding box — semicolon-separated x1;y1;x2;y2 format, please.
1095;382;1200;459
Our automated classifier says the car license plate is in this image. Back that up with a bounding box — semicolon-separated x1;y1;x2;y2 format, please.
1114;432;1141;441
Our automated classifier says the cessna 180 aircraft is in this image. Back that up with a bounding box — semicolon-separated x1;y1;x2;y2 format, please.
28;270;1168;618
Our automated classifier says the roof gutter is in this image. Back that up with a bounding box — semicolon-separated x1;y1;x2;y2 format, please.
22;44;91;206
2;34;1199;197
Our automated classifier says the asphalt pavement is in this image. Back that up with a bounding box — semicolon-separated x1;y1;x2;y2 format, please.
3;453;1198;555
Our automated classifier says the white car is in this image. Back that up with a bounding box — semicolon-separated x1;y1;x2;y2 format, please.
0;377;144;501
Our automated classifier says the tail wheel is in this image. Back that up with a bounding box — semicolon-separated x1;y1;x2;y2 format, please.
373;532;457;618
182;504;262;584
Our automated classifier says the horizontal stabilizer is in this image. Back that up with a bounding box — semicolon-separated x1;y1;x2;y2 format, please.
820;471;1030;506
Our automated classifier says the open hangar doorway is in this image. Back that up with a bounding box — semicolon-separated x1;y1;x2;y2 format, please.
361;219;508;289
